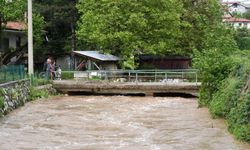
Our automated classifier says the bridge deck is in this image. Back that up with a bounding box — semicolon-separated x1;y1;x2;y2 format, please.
53;80;201;97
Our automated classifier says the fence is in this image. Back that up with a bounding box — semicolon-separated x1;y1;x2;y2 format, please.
85;69;198;83
0;65;26;84
54;69;198;83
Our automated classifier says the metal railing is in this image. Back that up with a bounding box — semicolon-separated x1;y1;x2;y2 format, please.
0;65;26;84
39;69;199;84
75;69;199;83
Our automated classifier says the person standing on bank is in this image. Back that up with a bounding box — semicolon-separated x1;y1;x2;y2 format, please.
45;58;51;80
50;60;56;80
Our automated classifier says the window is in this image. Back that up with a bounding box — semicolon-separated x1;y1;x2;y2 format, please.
3;38;9;51
16;36;21;48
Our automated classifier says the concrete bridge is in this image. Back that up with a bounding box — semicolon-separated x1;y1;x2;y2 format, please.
52;80;201;97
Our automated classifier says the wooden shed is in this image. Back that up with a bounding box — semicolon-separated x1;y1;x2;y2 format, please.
73;51;121;70
138;55;191;69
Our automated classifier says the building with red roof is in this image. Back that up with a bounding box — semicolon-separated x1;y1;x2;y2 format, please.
224;17;250;29
5;21;27;31
0;21;27;54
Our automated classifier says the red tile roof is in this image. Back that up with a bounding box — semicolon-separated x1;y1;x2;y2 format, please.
5;21;26;30
224;17;250;23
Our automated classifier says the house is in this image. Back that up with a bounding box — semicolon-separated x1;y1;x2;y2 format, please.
224;17;250;29
73;51;121;70
0;21;27;53
221;1;250;14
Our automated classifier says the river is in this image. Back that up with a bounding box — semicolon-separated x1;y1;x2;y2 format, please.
0;96;249;150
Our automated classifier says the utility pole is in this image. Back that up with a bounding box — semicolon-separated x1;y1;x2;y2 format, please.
28;0;33;75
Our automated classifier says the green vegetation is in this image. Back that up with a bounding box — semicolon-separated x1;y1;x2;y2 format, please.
77;0;221;68
61;72;74;80
33;0;78;57
0;95;4;117
234;28;250;50
31;77;51;86
195;50;250;142
29;87;49;101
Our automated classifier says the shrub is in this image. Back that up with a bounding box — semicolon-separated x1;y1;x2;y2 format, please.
202;51;250;142
61;72;74;80
0;96;4;110
32;77;51;86
29;87;49;101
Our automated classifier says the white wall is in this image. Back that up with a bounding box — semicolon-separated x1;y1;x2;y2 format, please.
0;30;26;52
232;22;250;29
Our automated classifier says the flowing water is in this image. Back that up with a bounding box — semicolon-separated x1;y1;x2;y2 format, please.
0;96;249;150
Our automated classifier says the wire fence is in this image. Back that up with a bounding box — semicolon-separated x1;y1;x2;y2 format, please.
0;65;26;84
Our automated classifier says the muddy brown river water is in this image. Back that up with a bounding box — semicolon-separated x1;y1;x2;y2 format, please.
0;96;249;150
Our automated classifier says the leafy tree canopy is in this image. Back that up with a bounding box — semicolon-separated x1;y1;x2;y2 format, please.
0;0;45;56
77;0;223;68
33;0;78;56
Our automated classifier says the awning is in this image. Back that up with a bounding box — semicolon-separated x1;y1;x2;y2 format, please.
73;51;121;61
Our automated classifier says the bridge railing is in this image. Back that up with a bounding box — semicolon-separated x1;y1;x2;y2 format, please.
74;69;198;83
40;69;199;84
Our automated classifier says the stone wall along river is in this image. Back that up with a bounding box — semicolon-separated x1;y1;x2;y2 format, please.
0;96;249;150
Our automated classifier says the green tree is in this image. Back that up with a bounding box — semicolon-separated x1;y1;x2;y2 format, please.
234;28;250;50
243;10;250;20
33;0;78;57
0;0;45;57
77;0;224;68
179;0;222;53
77;0;184;68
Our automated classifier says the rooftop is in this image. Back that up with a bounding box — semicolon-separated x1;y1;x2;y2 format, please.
5;21;26;31
224;17;250;22
73;51;121;61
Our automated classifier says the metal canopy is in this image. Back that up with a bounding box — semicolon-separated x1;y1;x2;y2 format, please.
73;51;121;61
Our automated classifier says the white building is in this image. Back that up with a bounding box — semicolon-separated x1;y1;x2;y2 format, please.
0;22;27;53
221;1;250;14
224;17;250;29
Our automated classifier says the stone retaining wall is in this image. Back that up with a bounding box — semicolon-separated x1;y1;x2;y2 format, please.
0;80;57;116
0;80;30;116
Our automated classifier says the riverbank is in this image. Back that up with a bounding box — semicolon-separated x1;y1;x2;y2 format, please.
196;51;250;142
0;81;56;117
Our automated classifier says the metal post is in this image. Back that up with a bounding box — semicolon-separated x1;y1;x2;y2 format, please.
129;71;131;82
28;0;34;75
154;72;156;82
136;72;138;83
195;72;198;85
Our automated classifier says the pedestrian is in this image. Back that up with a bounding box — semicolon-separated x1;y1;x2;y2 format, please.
50;61;56;80
57;65;62;80
45;58;51;80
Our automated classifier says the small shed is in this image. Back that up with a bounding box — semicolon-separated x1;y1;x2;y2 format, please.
138;55;191;69
73;51;121;70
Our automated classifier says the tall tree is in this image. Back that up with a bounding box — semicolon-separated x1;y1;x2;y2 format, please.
76;0;224;68
0;0;45;59
33;0;78;57
179;0;222;53
77;0;184;68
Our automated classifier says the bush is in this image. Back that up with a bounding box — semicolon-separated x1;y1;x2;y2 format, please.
0;96;4;116
0;96;4;110
32;77;51;86
210;78;241;118
29;87;49;101
61;72;74;80
199;51;250;142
